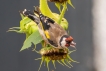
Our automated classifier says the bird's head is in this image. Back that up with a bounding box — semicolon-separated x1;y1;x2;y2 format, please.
60;35;76;48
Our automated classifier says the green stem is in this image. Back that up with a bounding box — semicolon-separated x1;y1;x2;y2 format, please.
58;3;67;24
40;0;55;18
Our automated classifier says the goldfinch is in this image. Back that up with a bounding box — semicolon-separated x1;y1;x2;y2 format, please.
22;6;76;48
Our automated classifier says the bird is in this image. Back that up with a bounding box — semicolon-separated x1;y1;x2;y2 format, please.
22;6;76;48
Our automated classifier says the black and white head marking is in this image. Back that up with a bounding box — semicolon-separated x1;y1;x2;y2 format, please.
59;35;69;48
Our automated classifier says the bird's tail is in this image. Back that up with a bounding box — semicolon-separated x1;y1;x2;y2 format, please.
21;8;40;25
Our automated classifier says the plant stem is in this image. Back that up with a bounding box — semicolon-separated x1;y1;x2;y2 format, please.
58;3;67;24
39;0;56;19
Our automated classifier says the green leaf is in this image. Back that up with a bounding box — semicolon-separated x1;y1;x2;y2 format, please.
20;17;32;29
59;18;68;30
68;0;75;9
20;30;43;51
55;3;61;13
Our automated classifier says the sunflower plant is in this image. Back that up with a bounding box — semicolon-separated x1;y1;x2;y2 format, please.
8;0;78;71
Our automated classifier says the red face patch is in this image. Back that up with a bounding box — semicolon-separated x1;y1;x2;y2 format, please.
65;43;70;47
65;36;73;47
65;36;73;42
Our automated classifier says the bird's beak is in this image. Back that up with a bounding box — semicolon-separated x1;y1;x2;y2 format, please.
70;41;76;48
